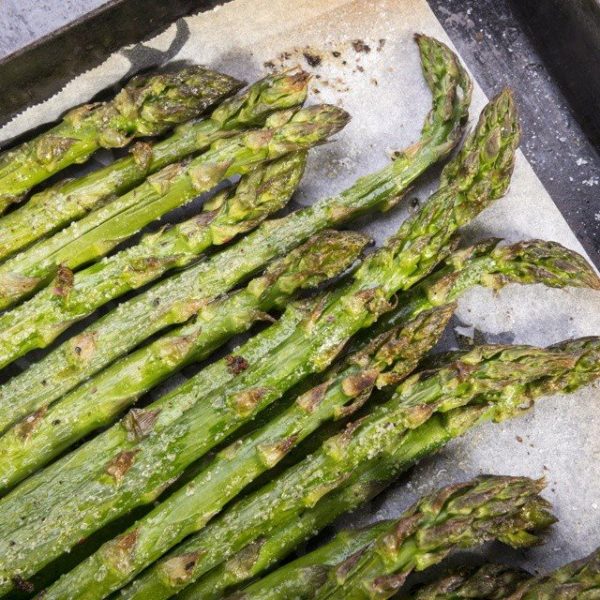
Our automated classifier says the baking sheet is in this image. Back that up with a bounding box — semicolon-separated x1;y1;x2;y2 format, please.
1;0;599;574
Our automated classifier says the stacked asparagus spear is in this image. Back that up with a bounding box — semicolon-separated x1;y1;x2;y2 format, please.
0;66;243;211
0;31;596;600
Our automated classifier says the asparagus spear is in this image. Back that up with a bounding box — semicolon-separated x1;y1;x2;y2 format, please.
0;67;242;210
0;33;472;439
409;563;530;599
127;336;600;600
350;237;600;349
0;91;506;595
0;228;370;490
0;70;309;262
0;102;346;315
508;548;600;599
40;305;451;600
230;476;553;600
0;144;320;370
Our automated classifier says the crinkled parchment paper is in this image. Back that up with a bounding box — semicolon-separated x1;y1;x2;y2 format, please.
1;0;598;573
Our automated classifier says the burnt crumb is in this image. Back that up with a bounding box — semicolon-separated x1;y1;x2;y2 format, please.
342;60;347;65
74;346;82;355
153;298;161;306
303;51;322;67
371;78;379;86
516;435;524;443
41;379;47;386
226;354;249;375
474;31;484;43
53;419;61;425
312;88;321;94
263;60;275;69
332;50;341;57
356;65;365;73
280;51;291;61
12;576;34;593
352;39;371;53
377;38;386;51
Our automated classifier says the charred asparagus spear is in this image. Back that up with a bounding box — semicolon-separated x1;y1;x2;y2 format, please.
0;67;242;211
0;90;508;595
0;70;308;261
508;548;600;599
40;305;451;600
312;478;552;599
409;563;530;599
0;228;370;490
0;33;472;437
0;103;346;315
129;336;600;600
230;476;553;600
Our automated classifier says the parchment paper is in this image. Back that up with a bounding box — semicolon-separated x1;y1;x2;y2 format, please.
2;0;598;574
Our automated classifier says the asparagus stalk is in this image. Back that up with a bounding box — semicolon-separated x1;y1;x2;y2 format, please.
0;143;321;370
507;548;600;599
0;102;346;315
232;476;553;600
0;228;370;490
0;90;506;595
0;67;242;210
128;336;600;600
41;305;451;600
0;70;309;262
408;563;530;599
350;237;600;350
0;33;472;439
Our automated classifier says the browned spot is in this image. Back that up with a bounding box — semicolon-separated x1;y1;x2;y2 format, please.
341;369;378;397
52;265;74;297
296;382;329;413
192;210;218;228
123;409;161;441
389;514;421;548
12;575;34;593
35;135;75;164
352;39;371;53
372;572;409;594
228;537;267;577
106;449;140;482
258;435;299;467
69;331;97;363
163;551;204;584
131;141;153;171
233;387;268;416
107;530;139;574
17;406;48;440
454;361;477;381
226;354;249;375
336;548;367;581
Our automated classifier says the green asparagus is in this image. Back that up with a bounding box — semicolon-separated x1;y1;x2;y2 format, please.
0;67;241;210
40;304;451;600
0;33;472;439
0;140;327;370
508;548;600;599
0;228;369;490
0;70;309;262
409;563;530;599
129;336;600;600
232;476;553;600
0;102;345;315
0;88;508;595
